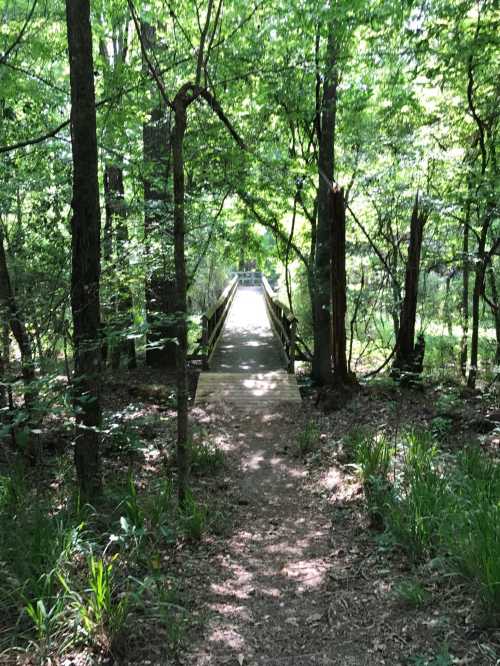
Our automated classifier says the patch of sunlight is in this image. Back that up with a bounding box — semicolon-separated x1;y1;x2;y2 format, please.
208;603;251;620
208;626;245;650
320;467;342;491
282;558;330;589
246;451;265;469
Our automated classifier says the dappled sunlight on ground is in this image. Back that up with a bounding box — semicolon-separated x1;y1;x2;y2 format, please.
184;404;337;664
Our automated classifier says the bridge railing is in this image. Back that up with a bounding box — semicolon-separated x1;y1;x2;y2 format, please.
261;276;298;373
236;270;262;286
200;275;239;370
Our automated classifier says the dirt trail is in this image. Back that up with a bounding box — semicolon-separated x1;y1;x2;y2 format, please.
181;403;368;666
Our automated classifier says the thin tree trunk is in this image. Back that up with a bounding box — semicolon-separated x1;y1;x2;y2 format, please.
142;21;176;369
0;228;36;409
330;187;350;382
392;194;427;378
66;0;102;497
444;273;453;337
172;98;189;504
312;23;337;385
460;210;470;377
487;266;500;367
103;162;136;370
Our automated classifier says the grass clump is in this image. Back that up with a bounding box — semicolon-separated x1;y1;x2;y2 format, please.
296;419;320;456
395;579;431;608
178;491;207;542
386;431;449;561
358;429;500;622
352;430;393;528
0;462;192;661
190;439;225;475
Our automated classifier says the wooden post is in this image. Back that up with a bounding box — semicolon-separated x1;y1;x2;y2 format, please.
288;318;297;374
202;314;209;370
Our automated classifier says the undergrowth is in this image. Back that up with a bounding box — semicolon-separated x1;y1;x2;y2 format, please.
0;445;214;662
352;427;500;622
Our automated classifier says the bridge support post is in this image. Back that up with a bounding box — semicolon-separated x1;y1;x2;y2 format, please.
288;319;297;374
202;315;209;370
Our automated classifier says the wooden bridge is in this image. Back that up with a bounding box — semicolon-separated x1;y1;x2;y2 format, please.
194;273;310;407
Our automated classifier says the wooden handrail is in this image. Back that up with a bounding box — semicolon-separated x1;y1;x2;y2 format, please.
261;275;298;373
200;275;239;369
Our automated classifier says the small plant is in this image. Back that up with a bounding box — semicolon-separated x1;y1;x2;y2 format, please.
395;579;430;608
190;440;224;475
24;595;66;645
296;420;320;456
178;491;207;542
354;432;393;529
355;432;392;484
148;478;174;530
77;555;128;643
430;416;452;442
434;390;460;417
409;645;453;665
122;472;144;530
386;431;448;560
103;424;142;456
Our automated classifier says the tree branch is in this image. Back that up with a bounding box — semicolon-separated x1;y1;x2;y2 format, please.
0;0;38;65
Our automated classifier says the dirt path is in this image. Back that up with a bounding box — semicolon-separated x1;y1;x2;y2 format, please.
181;402;368;666
177;391;499;666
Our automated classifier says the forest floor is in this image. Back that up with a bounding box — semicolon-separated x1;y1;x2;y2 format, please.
173;378;500;666
3;367;500;665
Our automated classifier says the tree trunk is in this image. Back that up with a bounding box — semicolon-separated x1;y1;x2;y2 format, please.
392;194;427;380
172;97;189;504
487;265;500;367
312;24;337;385
142;21;176;369
0;228;36;409
467;207;494;389
103;162;136;370
330;187;350;382
66;0;102;497
460;209;470;377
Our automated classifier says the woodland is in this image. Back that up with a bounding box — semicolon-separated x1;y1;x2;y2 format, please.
0;0;499;664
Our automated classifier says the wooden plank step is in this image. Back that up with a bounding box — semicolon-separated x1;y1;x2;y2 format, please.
194;372;302;406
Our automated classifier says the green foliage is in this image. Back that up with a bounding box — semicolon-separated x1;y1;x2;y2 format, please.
361;433;500;620
354;431;392;485
177;492;207;543
296;419;320;457
409;646;453;666
395;579;430;608
386;431;448;560
430;416;453;442
190;439;225;475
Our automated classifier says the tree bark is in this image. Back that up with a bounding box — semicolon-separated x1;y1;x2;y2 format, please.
312;23;337;385
0;228;36;409
460;208;470;377
103;163;136;370
392;194;427;379
66;0;102;497
487;265;500;367
330;187;350;382
142;21;176;369
172;96;189;504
